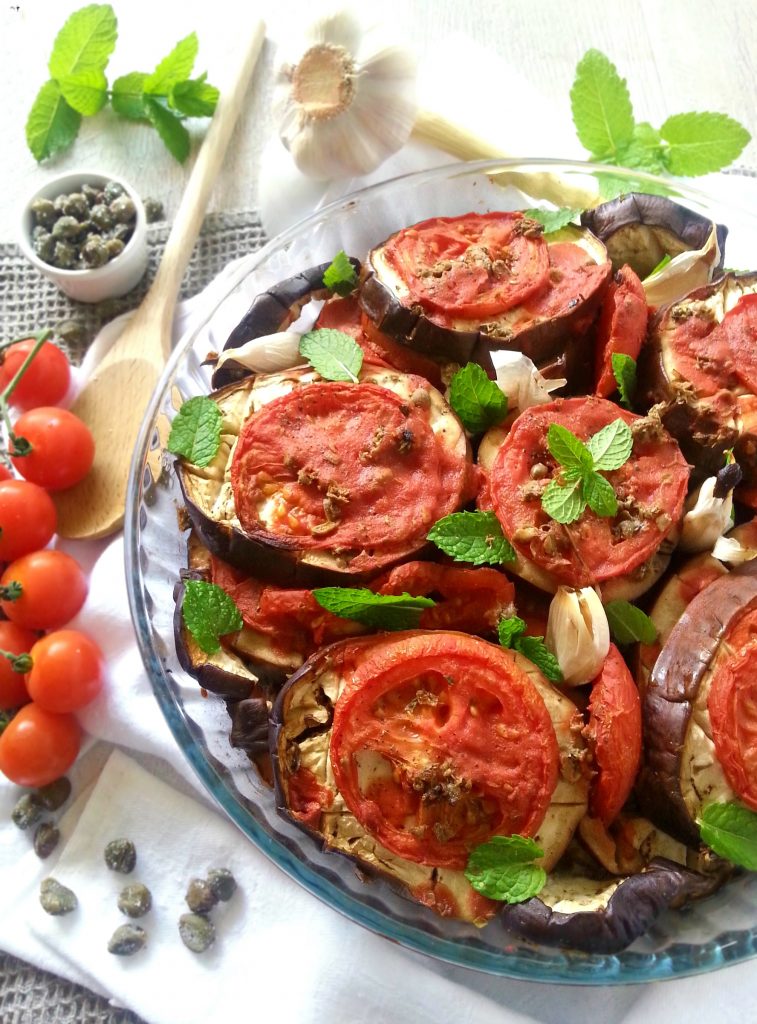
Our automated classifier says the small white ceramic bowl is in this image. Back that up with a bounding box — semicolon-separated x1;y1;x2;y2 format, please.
18;170;149;304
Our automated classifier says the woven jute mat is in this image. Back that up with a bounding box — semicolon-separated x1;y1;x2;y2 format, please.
0;208;266;1024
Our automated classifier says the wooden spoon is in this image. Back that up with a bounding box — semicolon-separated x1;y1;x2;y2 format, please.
54;20;266;540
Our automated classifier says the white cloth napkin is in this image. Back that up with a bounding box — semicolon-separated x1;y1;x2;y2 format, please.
2;33;757;1024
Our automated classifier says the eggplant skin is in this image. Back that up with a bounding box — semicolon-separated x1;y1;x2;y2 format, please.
501;858;721;954
213;259;361;388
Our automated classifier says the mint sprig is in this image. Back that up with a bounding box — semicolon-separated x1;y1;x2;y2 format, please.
497;616;562;683
298;329;363;383
523;207;582;234
182;580;243;655
604;600;657;645
698;802;757;870
540;419;633;525
167;396;222;467
427;511;515;566
323;251;359;296
312;588;434;631
448;363;508;435
465;835;546;903
612;353;637;410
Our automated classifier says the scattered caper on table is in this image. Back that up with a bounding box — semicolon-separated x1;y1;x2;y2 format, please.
104;838;137;874
40;878;77;916
108;923;147;956
185;878;218;915
34;822;60;860
118;882;152;918
179;913;215;953
207;868;237;903
36;776;72;811
11;793;43;831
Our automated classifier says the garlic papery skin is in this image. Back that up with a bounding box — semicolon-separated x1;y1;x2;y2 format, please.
679;475;734;554
546;587;610;687
213;331;304;376
273;10;418;179
490;350;567;412
712;535;757;565
642;223;721;309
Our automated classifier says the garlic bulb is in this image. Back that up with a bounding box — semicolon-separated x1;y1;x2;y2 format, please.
712;535;757;565
490;350;567;412
679;473;736;554
273;10;418;179
545;586;610;687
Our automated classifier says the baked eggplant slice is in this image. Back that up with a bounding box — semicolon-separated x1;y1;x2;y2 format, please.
271;631;589;923
177;365;473;586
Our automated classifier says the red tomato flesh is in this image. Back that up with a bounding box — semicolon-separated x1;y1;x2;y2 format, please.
594;265;648;398
1;550;88;630
26;630;104;714
723;293;757;395
11;407;94;491
0;479;57;561
0;703;80;787
708;638;757;811
0;621;37;710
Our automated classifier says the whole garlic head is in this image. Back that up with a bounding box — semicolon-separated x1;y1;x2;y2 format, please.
273;10;418;179
545;586;610;687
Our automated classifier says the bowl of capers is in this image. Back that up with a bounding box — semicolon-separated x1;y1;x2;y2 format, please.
19;170;149;303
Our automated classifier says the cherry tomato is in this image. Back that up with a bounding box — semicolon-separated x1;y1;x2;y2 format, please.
1;550;88;630
0;339;71;411
0;479;57;561
10;407;94;491
26;630;103;713
0;465;12;482
0;621;37;710
0;703;80;787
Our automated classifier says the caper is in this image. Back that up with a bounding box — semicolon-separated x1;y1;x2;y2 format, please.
81;183;101;205
40;878;77;916
112;223;134;244
81;235;109;268
185;878;218;915
104;838;137;874
178;913;215;953
118;882;152;918
90;203;113;231
108;923;147;956
51;215;81;240
52;242;76;268
30;197;56;226
11;793;43;830
36;776;72;811
109;195;136;224
33;233;55;262
104;238;125;260
207;868;237;903
32;224;48;241
55;321;86;347
34;822;60;859
62;193;89;220
53;194;68;214
103;180;125;203
143;197;164;223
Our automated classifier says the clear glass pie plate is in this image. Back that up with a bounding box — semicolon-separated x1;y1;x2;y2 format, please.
125;159;757;984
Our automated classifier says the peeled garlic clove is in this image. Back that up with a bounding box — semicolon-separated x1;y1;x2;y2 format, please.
679;464;740;554
643;222;722;309
490;350;567;412
546;586;610;687
712;535;757;565
213;331;305;377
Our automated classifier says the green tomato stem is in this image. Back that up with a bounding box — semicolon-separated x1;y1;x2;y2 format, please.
1;334;49;403
0;648;32;673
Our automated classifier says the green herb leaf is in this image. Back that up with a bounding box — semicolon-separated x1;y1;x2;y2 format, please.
298;329;363;383
144;96;190;162
167;396;222;467
594;172;673;201
59;68;108;116
523;207;581;233
465;835;546;903
322;251;359;297
48;3;117;79
497;615;526;649
182;580;243;655
547;423;593;473
698;802;757;870
25;80;82;161
583;471;618;517
312;588;435;631
612;353;637;409
541;477;585;525
427;511;515;566
647;253;672;277
448;363;508;434
144;32;198;95
170;76;219;117
570;49;635;160
660;112;751;177
618;122;666;173
111;72;148;120
585;418;633;471
604;599;657;645
515;635;563;683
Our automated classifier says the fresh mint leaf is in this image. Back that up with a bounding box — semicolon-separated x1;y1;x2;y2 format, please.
586;418;633;471
144;96;190;162
449;363;508;434
144;32;198;95
427;511;515;566
541;477;585;525
647;254;672;277
547;423;593;473
465;835;546;903
594;172;674;201
604;600;657;645
516;635;563;683
322;251;358;296
497;615;526;649
170;76;219;117
59;68;108;116
612;353;637;409
167;396;222;467
523;207;581;233
570;49;634;160
583;471;618;517
111;72;148;120
182;580;243;655
619;122;666;173
698;802;757;870
312;588;434;631
25;80;82;161
298;328;363;383
660;112;751;176
48;3;117;79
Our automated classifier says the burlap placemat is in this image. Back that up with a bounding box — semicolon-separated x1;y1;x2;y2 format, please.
0;208;266;1024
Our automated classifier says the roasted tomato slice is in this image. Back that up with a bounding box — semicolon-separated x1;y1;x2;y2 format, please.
329;631;560;869
722;293;757;395
594;265;648;398
658;301;738;398
489;397;689;587
708;638;757;811
585;645;642;826
381;212;550;319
